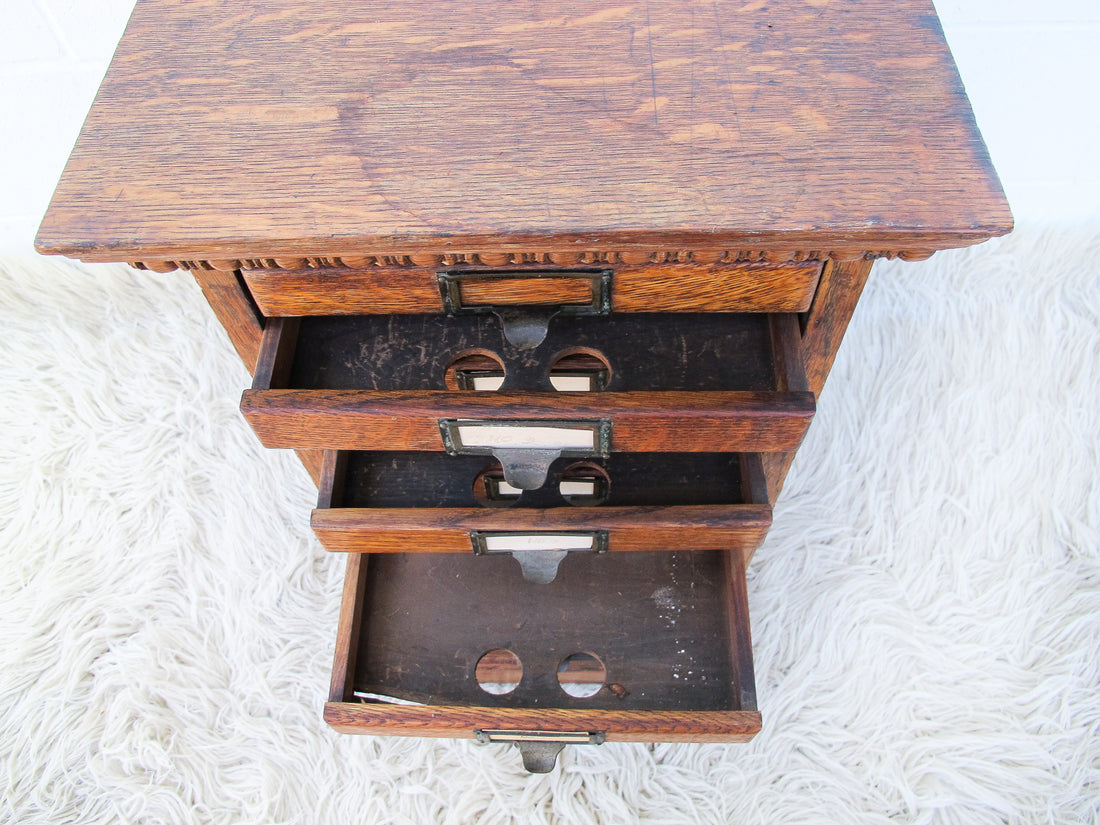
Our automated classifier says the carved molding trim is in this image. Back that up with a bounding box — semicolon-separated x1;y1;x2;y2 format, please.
129;248;934;273
862;250;936;262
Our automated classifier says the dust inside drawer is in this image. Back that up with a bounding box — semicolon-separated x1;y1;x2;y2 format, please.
243;313;813;458
325;549;760;762
285;313;779;392
310;450;772;561
336;451;751;508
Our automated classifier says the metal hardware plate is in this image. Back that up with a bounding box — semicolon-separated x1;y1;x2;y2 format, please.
475;729;606;773
470;530;609;584
437;269;612;349
438;419;611;490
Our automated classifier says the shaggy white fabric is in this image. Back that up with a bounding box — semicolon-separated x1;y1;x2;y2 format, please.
1;225;1097;824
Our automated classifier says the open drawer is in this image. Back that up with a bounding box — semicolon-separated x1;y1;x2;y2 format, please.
324;547;760;772
311;449;772;579
241;312;814;487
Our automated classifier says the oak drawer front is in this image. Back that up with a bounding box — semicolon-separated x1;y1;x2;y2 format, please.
311;450;771;559
242;389;813;453
243;260;823;317
325;549;760;761
241;312;814;457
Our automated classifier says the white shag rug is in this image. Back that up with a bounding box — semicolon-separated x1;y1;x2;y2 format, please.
1;225;1098;824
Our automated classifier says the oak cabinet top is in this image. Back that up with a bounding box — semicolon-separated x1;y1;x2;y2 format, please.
37;0;1012;262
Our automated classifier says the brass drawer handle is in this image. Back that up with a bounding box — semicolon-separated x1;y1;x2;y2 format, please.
437;268;612;349
475;729;606;773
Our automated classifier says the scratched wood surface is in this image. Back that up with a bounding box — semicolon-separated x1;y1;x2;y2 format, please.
312;505;772;553
239;389;816;453
37;0;1010;263
242;261;822;316
348;550;747;711
324;548;760;740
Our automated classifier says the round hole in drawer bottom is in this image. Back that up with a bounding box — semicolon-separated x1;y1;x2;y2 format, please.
559;461;610;506
475;648;523;695
472;462;519;508
444;349;505;391
557;652;606;698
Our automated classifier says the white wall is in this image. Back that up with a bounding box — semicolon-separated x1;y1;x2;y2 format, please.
934;0;1100;226
2;0;1097;254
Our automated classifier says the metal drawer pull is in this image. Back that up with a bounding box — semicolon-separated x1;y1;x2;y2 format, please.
440;419;611;490
437;269;612;349
475;729;606;773
472;530;608;583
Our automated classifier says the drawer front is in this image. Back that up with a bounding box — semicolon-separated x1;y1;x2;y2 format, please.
325;548;760;762
243;260;822;316
313;506;770;553
241;388;813;453
242;312;814;463
310;450;772;560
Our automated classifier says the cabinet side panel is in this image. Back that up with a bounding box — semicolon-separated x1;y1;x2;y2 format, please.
761;258;874;502
191;269;323;486
191;269;264;373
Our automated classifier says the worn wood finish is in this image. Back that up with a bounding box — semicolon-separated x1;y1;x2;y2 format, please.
281;312;783;393
769;314;809;395
240;389;815;453
36;0;1011;264
130;249;927;275
33;0;1015;761
458;275;593;307
293;449;326;488
611;262;821;313
190;269;263;374
251;316;300;391
316;449;347;510
760;257;874;502
334;450;751;509
242;261;823;316
188;272;325;485
312;505;771;554
324;548;759;740
353;551;738;709
724;551;758;712
801;259;874;395
328;553;369;703
323;704;760;743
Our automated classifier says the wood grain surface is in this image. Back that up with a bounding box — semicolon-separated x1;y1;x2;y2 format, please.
311;504;772;553
37;0;1010;263
324;547;760;740
760;257;874;500
323;703;760;743
328;553;369;703
190;269;263;373
242;261;822;316
239;389;815;452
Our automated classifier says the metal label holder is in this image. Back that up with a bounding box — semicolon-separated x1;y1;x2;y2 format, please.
439;418;612;491
471;530;609;584
437;269;613;349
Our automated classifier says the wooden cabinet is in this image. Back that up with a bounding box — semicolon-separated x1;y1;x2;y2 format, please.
37;0;1011;773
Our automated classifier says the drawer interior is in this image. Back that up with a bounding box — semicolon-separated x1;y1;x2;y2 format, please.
242;312;813;457
333;451;751;509
325;549;760;747
310;449;772;561
284;313;780;392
